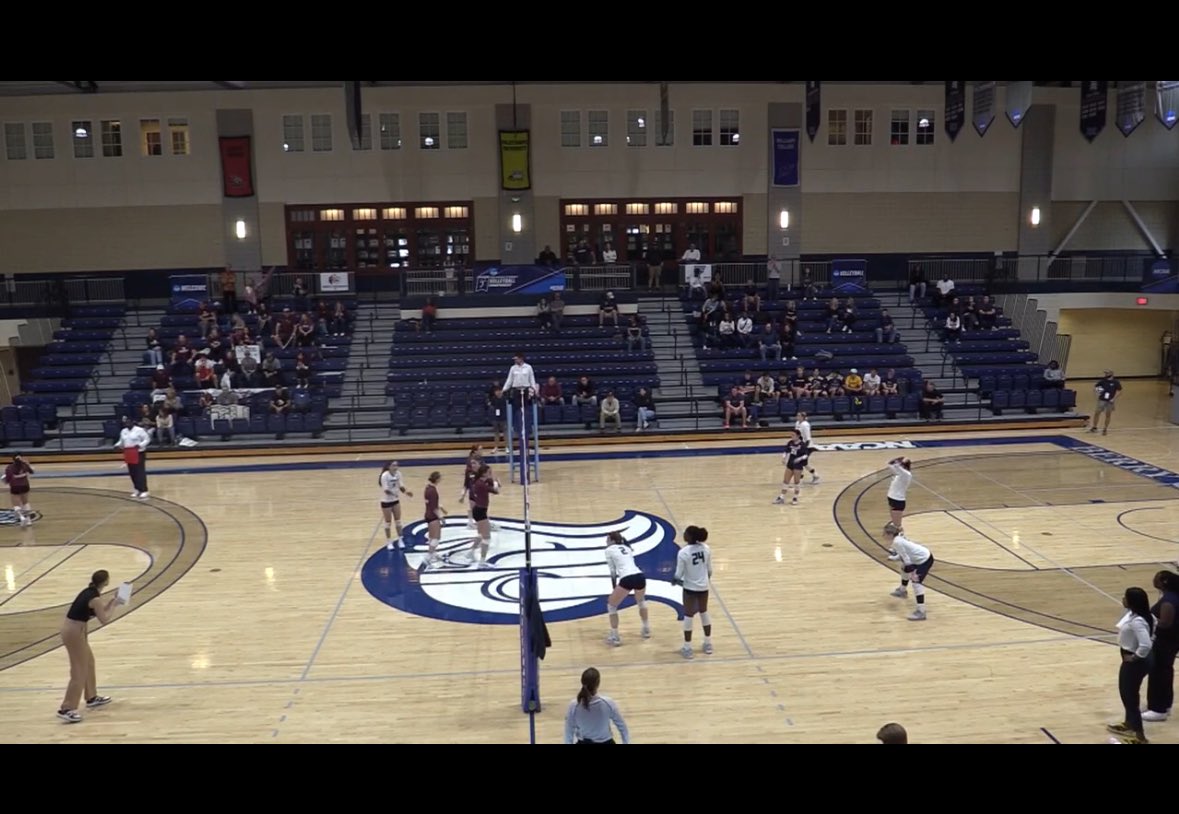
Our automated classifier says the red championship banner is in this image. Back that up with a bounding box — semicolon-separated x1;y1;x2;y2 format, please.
219;136;254;198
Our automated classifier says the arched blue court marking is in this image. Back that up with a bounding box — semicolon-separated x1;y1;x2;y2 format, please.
360;510;686;625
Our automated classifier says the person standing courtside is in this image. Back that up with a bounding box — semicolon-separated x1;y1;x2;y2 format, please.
1107;587;1155;743
1089;369;1122;435
58;569;124;723
116;416;151;499
885;456;913;529
564;667;630;744
884;522;934;621
1143;571;1179;723
673;525;714;659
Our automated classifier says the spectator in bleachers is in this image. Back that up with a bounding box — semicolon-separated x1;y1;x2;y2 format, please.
155;406;175;446
574;376;597;408
799;270;819;300
602;242;617;264
488;386;508;452
230;323;251;347
541;376;564;406
292;277;309;312
909;266;927;304
230;311;248;334
1043;360;1066;389
864;368;882;396
882;368;901;396
758;323;782;363
824;298;841;333
239;353;260;388
537;297;553;332
934;274;955;307
723;386;749;430
255;302;272;338
845;369;865;417
737;370;758;398
219;267;238;315
599;291;620;328
330;301;349;336
825;370;846;397
976;297;997;331
687;269;707;303
756;372;777;405
198;302;216;337
170;334;194;376
270;387;291;415
162;387;183;417
550;292;565;334
217;386;239;406
150;364;171;392
195;357;216;389
960;296;979;330
736;312;754;348
295;315;317;348
137;403;156;437
295;352;311;390
742;283;761;314
635;387;656;431
206;328;224;360
920;381;945;422
767;256;782;301
645;245;664;292
808;367;825;395
625;315;646;352
312;300;330;338
420;297;438;334
776;371;794;396
877;310;897;344
717;313;736;348
574;239;593;265
537;245;558;266
944;312;962;343
144;328;164;366
262;352;281;387
790;366;810;398
700;291;721;327
599;391;622;433
273;308;294;349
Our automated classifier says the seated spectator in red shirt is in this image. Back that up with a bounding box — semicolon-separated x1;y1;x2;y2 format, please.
540;376;564;406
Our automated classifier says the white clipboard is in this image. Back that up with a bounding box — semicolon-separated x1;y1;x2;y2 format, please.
116;582;133;605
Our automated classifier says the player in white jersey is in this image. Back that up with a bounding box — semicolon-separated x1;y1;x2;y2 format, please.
885;457;913;529
603;531;650;646
793;412;820;483
379;460;413;550
774;430;809;505
673;525;713;659
883;522;934;621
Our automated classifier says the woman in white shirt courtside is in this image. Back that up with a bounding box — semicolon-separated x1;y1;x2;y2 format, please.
565;667;630;744
604;531;650;646
1107;586;1155;744
886;457;913;530
674;525;713;659
379;460;413;550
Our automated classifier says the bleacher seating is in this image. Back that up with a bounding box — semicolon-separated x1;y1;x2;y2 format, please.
107;294;357;443
388;313;657;434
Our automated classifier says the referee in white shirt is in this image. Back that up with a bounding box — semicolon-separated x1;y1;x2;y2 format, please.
886;457;913;529
565;667;630;744
116;416;152;499
503;352;538;404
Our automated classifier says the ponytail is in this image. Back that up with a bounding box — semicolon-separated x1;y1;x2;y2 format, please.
578;667;601;709
684;526;709;545
378;463;390;485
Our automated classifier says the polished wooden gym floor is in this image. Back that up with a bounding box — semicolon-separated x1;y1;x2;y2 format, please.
1;379;1177;744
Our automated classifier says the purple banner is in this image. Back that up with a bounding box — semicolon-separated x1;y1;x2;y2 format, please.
805;81;821;142
1116;82;1146;137
972;81;996;136
1080;81;1108;142
945;81;966;141
771;129;800;187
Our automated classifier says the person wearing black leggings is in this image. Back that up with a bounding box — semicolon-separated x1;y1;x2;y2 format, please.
1108;587;1155;744
1144;571;1179;723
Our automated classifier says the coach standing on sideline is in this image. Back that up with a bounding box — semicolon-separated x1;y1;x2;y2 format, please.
116;416;151;500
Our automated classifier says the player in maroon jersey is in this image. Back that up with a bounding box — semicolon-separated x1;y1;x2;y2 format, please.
467;465;500;568
424;471;447;564
3;453;35;528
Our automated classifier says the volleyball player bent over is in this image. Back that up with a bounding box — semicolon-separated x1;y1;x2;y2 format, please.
886;456;913;529
884;522;934;621
604;531;650;646
379;460;413;550
674;525;713;659
774;430;809;505
467;465;499;568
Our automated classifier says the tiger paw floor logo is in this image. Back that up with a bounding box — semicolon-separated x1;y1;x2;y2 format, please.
0;509;41;526
360;510;685;624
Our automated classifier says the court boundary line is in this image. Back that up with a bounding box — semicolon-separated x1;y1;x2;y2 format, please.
1115;507;1179;546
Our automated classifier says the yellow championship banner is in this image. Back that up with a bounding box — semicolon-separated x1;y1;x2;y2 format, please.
499;130;531;191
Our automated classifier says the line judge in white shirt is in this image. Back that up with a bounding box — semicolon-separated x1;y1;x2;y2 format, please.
1108;586;1156;743
503;352;538;405
565;667;630;744
883;522;934;621
886;456;913;529
116;416;152;499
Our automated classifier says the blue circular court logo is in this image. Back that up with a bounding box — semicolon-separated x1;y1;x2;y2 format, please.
361;510;685;624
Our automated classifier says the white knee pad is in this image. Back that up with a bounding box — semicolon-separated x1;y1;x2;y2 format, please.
682;616;694;631
699;612;712;627
637;600;648;610
607;604;619;616
913;583;925;598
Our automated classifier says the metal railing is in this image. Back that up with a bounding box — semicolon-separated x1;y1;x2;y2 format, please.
4;277;126;308
994;293;1072;370
908;252;1159;286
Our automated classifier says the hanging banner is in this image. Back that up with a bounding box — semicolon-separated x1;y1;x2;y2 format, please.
499;130;531;191
830;259;869;296
770;129;800;187
218;136;254;198
972;81;996;136
474;265;565;295
1006;81;1033;128
169;275;208;310
945;81;966;141
1080;81;1108;142
805;81;821;142
1157;81;1179;130
1116;82;1147;137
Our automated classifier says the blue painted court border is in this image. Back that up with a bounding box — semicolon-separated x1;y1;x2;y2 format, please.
31;434;1179;487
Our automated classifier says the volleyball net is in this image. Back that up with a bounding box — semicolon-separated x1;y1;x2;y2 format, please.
513;390;543;741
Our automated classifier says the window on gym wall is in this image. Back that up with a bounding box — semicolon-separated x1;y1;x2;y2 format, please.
719;109;740;145
282;115;305;152
561;111;581;147
169;118;190;155
854;109;873;146
4;123;27;160
311;114;333;152
916;110;935;145
626;110;647;147
31;122;54;159
692;109;713;146
559;197;742;262
588;110;608;146
72;120;94;158
446;112;468;149
419;112;441;150
890;110;909;145
378;113;401;150
101;119;122;157
827;110;847;146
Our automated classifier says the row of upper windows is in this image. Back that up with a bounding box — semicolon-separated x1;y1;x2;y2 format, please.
0;108;943;160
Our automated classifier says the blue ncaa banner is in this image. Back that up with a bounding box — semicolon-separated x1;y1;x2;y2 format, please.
474;265;567;295
170;274;208;310
830;259;869;295
771;129;800;187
